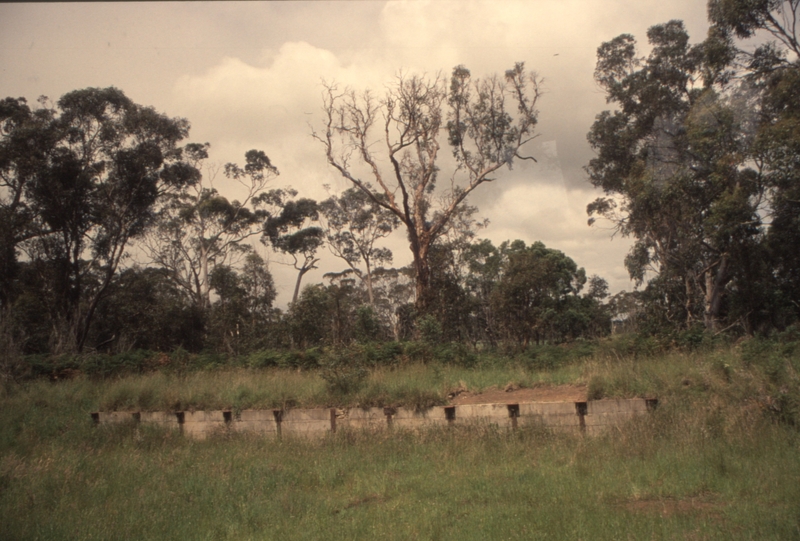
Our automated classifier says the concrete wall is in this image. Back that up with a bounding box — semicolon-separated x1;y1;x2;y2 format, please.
92;398;657;440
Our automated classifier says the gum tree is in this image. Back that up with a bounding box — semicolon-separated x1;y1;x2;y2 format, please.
145;149;278;311
318;186;399;306
708;0;800;326
316;63;540;312
12;87;202;352
259;189;324;305
586;21;764;332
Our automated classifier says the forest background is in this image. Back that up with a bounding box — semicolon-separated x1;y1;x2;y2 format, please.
0;0;799;367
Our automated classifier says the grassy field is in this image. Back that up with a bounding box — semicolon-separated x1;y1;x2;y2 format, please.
2;336;799;540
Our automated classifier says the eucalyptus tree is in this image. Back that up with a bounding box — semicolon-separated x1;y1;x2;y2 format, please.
319;186;399;306
259;189;324;304
586;21;765;332
6;87;202;352
206;253;277;354
490;240;588;346
708;0;800;326
316;63;541;312
0;97;54;311
238;252;278;322
91;266;204;353
145;149;278;312
370;266;416;341
462;239;505;345
286;283;332;349
708;0;800;59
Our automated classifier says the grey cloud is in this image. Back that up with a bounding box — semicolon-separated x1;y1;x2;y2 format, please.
0;0;710;303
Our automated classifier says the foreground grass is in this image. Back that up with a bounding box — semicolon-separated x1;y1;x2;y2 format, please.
2;338;799;539
2;407;799;540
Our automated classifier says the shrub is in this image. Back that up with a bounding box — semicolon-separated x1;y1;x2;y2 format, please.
246;350;282;369
279;347;323;370
403;340;432;363
360;341;404;367
595;333;662;360
521;344;569;371
770;389;800;428
416;314;442;343
0;317;25;383
168;347;194;372
431;342;476;367
672;324;707;350
570;339;597;359
194;352;227;370
587;375;606;400
741;334;799;386
354;305;382;342
319;349;367;395
80;350;156;377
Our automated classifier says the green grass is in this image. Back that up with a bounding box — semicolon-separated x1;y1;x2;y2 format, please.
7;361;580;414
2;337;800;540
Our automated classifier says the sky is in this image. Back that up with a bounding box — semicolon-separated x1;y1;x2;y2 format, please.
0;0;712;306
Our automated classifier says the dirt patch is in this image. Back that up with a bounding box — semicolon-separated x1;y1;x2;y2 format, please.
449;384;587;405
334;493;387;514
621;497;722;519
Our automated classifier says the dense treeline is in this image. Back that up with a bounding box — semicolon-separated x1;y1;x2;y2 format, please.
0;76;609;360
1;0;799;368
588;0;800;335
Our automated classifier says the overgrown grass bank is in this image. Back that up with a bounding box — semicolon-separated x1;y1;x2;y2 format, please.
2;334;799;539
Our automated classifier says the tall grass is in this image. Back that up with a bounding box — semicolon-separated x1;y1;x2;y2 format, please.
2;336;799;539
2;333;795;415
2;397;798;540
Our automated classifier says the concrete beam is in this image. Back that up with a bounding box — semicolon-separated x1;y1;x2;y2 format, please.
91;398;654;439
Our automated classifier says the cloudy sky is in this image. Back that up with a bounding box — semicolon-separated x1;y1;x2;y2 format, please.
0;0;711;305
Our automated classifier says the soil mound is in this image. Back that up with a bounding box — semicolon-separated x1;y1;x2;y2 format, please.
448;384;587;405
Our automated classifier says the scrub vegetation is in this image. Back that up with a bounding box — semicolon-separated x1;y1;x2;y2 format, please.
2;333;799;540
3;1;800;538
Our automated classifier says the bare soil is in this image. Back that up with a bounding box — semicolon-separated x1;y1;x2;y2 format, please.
621;497;722;520
448;384;587;405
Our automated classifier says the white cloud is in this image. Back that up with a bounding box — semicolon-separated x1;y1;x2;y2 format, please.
164;0;696;304
1;0;712;305
480;181;634;291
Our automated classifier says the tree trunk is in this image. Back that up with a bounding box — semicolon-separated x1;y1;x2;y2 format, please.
365;259;375;307
292;267;310;305
413;255;432;313
390;315;401;341
410;232;433;313
684;275;695;325
199;245;211;311
703;255;728;333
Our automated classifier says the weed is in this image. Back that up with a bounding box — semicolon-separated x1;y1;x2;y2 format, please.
246;349;282;369
711;358;733;383
416;314;443;343
319;350;368;395
3;342;800;540
588;375;606;400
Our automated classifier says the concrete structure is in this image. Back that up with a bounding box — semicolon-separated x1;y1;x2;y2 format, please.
92;398;657;440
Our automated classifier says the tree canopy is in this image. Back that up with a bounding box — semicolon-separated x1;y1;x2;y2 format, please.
316;63;541;312
5;5;800;361
1;87;202;352
587;21;765;332
319;187;399;306
145;148;278;311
